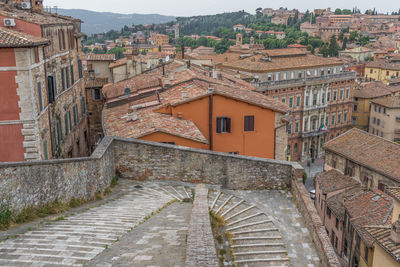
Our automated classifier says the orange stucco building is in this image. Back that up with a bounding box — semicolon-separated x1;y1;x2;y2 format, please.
103;62;290;160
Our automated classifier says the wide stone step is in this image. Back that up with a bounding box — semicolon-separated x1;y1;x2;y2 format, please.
225;205;256;221
235;257;289;263
234;250;287;256
231;228;279;235
226;212;264;226
232;243;286;248
227;220;273;231
215;195;233;214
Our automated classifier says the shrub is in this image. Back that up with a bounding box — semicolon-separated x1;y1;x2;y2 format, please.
0;200;12;230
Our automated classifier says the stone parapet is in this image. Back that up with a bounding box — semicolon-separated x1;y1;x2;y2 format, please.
185;184;218;267
291;180;341;267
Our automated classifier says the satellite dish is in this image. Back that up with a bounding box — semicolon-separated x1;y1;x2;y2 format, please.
147;62;151;69
166;56;170;62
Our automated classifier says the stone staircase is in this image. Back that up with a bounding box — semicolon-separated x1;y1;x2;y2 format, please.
0;182;194;266
208;189;290;267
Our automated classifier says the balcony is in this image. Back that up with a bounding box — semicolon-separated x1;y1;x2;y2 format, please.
301;128;330;138
303;103;328;112
253;72;356;91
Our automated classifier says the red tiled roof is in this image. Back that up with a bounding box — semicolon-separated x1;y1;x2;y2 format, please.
86;53;116;61
103;102;208;144
365;225;400;262
0;26;49;48
0;9;74;26
344;189;393;246
324;128;400;182
109;58;127;69
371;95;400;108
353;82;394;99
316;169;360;194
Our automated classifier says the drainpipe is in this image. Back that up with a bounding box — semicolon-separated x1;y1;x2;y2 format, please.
209;94;213;150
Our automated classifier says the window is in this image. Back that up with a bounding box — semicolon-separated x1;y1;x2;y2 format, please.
65;67;70;89
340;88;344;100
327;91;331;102
289;96;293;108
68;111;72;133
325;116;329;126
377;118;380;126
64;113;70;135
314;69;318;76
70;65;74;85
338;113;342;124
296;95;301;107
244;116;254;132
37;82;43;112
321;92;325;104
372;128;375;134
47;76;55;104
287;123;292;134
281;97;286;104
383;108;386;114
295;122;299;133
321;69;325;76
268;74;272;81
331;114;336;125
124;88;131;96
290;71;294;79
294;143;298;154
283;72;287;80
373;117;376;124
382;120;385;128
378;182;385;191
78;59;83;78
275;73;280;81
313;93;317;105
346;87;350;99
298;71;302;78
374;105;377;112
333;90;337;101
92;89;101;100
327;207;331;218
73;104;78;126
81;97;86;116
43;140;48;160
57;119;62;144
305;95;309;106
354;104;358;112
61;68;66;91
379;106;381;113
344;111;348;122
216;117;231;133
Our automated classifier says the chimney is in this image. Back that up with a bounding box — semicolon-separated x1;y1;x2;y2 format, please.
390;215;400;245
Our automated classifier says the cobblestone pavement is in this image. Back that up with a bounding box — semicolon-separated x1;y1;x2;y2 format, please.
87;201;191;267
300;158;325;192
0;181;194;266
226;189;322;267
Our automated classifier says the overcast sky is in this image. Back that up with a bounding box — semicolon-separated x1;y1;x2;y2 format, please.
45;0;398;16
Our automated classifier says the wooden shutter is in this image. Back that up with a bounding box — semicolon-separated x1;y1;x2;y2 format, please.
216;118;222;133
226;118;231;133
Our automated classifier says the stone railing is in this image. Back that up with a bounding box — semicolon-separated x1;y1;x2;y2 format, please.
291;178;341;267
0;136;300;213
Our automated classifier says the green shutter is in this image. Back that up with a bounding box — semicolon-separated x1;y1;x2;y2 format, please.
43;140;48;160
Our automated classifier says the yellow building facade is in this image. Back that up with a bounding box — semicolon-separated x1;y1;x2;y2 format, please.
365;61;400;82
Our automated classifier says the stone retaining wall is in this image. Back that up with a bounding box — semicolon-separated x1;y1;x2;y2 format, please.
292;180;341;267
113;138;297;190
185;184;218;267
0;137;114;213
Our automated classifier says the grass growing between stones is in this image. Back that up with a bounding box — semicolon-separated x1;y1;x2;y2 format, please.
138;199;178;225
209;210;236;266
0;200;12;230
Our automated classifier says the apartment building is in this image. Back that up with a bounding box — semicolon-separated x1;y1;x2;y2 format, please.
206;48;356;161
365;60;400;82
151;33;169;47
0;5;88;162
370;95;400;142
324;128;400;190
353;82;396;131
102;62;290;160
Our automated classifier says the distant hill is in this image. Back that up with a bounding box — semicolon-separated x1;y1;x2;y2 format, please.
57;9;176;34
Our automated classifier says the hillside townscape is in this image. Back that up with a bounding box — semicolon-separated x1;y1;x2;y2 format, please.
1;1;400;267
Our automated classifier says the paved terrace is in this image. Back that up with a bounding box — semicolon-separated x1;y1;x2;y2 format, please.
0;180;321;266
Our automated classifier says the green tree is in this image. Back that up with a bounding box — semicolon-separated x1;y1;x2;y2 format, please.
320;44;329;57
107;47;125;59
328;35;340;57
335;8;342;15
342;37;348;50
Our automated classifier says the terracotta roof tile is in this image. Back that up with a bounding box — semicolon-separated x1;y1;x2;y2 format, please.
109;58;127;69
0;26;49;48
86;53;116;61
316;169;360;194
353;82;394;99
366;60;400;71
344;189;393;246
0;9;74;26
324;128;400;182
365;225;400;262
386;187;400;202
371;95;400;108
